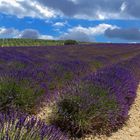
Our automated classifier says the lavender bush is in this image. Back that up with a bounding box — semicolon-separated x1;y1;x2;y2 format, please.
0;111;68;140
0;71;46;114
51;65;137;138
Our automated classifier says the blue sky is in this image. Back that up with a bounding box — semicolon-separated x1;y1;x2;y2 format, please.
0;0;140;43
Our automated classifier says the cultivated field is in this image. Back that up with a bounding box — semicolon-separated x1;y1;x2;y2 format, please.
0;42;140;139
0;38;64;47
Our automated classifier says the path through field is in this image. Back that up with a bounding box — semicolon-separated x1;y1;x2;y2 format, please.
84;85;140;140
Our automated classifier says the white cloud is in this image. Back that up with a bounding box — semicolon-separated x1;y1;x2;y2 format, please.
0;0;56;18
68;24;118;36
0;0;139;20
0;23;119;41
59;23;118;42
53;21;68;27
120;2;127;12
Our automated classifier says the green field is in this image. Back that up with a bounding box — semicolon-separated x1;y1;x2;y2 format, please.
0;38;65;47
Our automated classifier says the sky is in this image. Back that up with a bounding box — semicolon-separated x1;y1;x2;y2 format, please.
0;0;140;43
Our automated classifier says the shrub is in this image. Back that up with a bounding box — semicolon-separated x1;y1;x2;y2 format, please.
64;40;78;45
50;65;137;138
0;72;45;114
0;111;68;140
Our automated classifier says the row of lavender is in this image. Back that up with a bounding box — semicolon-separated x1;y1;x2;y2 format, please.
51;56;139;138
0;45;140;139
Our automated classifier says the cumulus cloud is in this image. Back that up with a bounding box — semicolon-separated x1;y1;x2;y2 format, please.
105;28;140;41
59;23;117;41
0;27;54;39
68;24;118;36
19;29;40;39
0;27;19;38
0;0;56;18
18;29;54;39
60;31;90;42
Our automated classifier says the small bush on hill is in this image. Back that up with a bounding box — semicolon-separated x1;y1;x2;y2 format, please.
64;40;78;45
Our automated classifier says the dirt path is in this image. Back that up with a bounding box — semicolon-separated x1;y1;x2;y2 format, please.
84;85;140;140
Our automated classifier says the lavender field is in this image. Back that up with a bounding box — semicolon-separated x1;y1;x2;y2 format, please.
0;43;140;140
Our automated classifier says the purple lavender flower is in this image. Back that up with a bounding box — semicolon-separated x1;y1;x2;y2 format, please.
0;111;68;140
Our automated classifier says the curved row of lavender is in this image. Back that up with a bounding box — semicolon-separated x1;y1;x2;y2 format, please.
51;59;138;138
0;44;140;139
